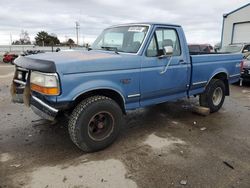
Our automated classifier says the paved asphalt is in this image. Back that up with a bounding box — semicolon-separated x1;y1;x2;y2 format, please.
0;62;250;188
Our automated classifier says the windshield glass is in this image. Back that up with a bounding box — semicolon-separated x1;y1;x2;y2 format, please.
220;44;243;53
91;25;149;53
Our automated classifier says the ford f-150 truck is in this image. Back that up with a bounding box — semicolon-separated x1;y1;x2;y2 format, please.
11;23;242;152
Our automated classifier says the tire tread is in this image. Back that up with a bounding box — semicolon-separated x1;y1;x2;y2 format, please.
68;95;112;152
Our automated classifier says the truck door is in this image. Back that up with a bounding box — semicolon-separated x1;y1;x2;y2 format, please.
140;27;189;106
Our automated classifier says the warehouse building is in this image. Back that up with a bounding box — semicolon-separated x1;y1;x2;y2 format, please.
221;3;250;47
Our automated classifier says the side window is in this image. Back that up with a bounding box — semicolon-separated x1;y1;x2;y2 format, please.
155;28;181;56
146;35;158;57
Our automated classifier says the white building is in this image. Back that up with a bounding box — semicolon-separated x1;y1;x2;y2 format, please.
221;3;250;47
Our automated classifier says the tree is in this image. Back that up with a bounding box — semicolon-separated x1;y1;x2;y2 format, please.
20;30;31;45
48;33;60;45
35;31;60;46
67;38;75;46
12;30;31;45
35;31;49;46
12;40;21;45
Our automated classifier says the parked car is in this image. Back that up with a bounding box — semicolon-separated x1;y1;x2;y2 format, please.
11;23;242;152
241;54;250;82
214;43;221;52
21;50;44;56
220;43;250;58
3;53;18;64
188;44;214;54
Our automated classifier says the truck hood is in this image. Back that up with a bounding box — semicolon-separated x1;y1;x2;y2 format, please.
14;50;140;74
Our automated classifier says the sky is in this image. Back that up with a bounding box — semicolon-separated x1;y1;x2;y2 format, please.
0;0;249;45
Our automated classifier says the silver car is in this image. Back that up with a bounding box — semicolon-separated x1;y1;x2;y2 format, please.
241;54;250;82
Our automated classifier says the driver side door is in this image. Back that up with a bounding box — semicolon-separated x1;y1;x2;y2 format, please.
140;27;189;106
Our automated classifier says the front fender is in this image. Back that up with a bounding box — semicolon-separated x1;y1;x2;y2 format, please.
60;79;126;103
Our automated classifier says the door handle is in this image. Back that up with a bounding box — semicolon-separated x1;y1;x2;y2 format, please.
179;60;187;64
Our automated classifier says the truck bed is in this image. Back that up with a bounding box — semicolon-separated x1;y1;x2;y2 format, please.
189;52;227;55
189;53;242;95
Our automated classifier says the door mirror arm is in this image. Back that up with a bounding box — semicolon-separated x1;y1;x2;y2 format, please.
158;46;173;59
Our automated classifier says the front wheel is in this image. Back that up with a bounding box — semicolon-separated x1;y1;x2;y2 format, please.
68;95;124;152
199;79;226;113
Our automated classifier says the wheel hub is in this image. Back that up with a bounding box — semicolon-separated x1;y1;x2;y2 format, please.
88;111;114;141
212;87;223;106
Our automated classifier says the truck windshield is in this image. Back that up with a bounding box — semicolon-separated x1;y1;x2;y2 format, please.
91;25;149;53
220;44;243;53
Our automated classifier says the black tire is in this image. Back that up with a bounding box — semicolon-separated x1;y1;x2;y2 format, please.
68;95;124;152
199;79;226;113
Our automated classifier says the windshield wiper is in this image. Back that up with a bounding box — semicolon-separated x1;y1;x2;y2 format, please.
101;46;119;54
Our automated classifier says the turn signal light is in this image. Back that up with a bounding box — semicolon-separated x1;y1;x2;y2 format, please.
31;83;60;95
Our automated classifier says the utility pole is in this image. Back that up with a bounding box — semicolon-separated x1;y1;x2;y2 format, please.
10;33;12;52
75;22;80;46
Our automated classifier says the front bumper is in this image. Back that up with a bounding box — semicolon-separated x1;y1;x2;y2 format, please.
30;96;58;121
11;66;59;121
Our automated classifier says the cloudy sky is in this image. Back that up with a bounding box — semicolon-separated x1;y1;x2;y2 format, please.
0;0;249;45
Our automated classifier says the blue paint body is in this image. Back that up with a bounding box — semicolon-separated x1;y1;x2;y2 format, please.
28;23;242;111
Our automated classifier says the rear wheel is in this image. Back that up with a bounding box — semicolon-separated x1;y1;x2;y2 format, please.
68;95;124;152
199;79;226;113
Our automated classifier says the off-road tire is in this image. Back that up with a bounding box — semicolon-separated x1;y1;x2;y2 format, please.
68;95;123;152
199;79;226;113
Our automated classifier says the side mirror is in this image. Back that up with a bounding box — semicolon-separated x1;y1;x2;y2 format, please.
163;46;173;56
243;49;248;53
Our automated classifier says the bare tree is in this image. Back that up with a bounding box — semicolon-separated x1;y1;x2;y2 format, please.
19;30;31;45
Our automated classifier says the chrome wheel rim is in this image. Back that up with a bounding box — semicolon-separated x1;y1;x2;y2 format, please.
212;87;223;106
87;111;114;141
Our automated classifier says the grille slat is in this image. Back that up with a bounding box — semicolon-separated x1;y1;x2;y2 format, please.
14;66;29;87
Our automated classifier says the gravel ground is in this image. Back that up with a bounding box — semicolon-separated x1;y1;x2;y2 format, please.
0;65;250;188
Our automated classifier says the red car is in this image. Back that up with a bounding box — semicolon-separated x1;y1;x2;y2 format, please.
3;53;18;64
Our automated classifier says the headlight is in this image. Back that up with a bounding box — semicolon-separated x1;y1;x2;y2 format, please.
30;71;60;95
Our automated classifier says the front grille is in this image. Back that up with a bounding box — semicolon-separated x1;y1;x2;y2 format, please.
13;66;29;88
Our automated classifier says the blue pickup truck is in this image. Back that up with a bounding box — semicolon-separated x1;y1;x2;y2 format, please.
12;23;242;152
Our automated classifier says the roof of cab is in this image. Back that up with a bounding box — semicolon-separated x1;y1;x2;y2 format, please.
108;22;181;28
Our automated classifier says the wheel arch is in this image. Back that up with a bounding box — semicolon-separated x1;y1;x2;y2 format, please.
207;71;229;96
73;88;126;113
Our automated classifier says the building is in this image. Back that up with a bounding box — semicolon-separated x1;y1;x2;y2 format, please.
221;3;250;47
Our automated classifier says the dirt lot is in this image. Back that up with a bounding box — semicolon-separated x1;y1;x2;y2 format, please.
0;63;250;188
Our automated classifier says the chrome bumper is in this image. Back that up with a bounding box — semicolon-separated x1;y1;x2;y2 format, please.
30;96;58;121
11;66;59;121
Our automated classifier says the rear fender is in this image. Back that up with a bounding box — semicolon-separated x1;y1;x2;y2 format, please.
206;69;229;95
